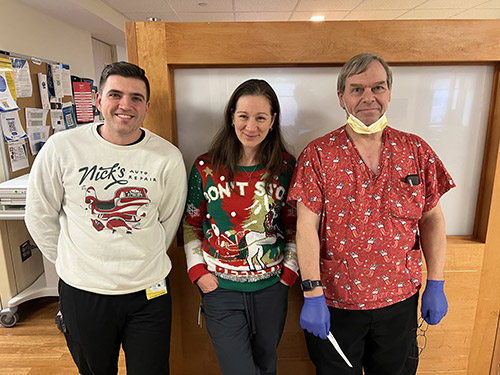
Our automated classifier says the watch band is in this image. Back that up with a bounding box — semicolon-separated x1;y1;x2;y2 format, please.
300;279;324;291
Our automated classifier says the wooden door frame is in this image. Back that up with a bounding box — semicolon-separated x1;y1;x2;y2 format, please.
126;20;500;374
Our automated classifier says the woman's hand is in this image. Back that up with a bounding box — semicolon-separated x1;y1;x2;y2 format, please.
196;273;219;294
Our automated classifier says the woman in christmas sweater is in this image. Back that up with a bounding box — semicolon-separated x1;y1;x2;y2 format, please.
183;79;298;375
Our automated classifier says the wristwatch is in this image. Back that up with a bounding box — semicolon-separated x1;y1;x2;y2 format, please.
300;279;324;291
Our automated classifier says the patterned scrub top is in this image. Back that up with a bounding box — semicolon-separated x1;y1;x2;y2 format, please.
288;125;455;310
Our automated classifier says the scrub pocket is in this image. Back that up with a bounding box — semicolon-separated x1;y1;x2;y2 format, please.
389;181;424;220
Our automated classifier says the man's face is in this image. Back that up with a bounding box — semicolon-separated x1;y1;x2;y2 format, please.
338;61;391;126
96;75;150;145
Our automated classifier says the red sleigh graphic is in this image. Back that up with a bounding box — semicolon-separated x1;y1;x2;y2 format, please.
85;186;150;233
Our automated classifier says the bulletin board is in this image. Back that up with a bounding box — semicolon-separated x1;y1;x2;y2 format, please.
0;52;73;180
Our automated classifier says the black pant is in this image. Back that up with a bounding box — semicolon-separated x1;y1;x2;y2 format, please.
202;281;289;375
305;293;419;375
58;278;172;375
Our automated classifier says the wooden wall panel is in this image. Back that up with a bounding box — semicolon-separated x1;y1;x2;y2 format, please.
475;67;500;241
126;20;500;374
469;67;500;374
420;239;484;373
491;317;500;375
126;24;182;373
160;21;500;65
127;22;177;143
469;67;500;375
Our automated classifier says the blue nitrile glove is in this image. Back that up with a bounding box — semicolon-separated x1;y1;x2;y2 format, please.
421;280;448;325
300;295;330;340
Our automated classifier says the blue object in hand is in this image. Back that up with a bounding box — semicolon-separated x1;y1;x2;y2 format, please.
300;295;330;340
421;280;448;325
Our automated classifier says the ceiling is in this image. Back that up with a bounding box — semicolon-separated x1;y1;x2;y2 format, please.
20;0;500;47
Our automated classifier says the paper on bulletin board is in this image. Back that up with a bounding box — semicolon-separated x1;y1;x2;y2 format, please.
48;64;64;99
73;81;93;123
50;109;65;132
25;107;48;128
37;73;50;110
0;71;18;112
61;64;72;97
27;125;49;155
62;101;77;129
10;57;32;98
7;139;29;172
0;110;27;141
0;57;17;101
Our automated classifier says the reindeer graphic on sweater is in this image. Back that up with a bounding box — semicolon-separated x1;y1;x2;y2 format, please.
208;200;284;270
237;200;284;270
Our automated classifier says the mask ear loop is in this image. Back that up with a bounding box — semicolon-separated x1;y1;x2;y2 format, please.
345;107;364;125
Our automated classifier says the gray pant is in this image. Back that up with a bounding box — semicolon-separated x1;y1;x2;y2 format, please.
202;281;289;375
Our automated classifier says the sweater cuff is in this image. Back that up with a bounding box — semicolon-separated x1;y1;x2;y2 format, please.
188;263;210;284
281;266;298;286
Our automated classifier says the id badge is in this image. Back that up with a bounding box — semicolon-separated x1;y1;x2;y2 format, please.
146;278;167;300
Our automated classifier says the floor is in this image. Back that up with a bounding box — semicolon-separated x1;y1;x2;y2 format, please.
0;297;126;375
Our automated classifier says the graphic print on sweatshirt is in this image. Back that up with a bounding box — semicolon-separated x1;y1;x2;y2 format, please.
79;163;156;234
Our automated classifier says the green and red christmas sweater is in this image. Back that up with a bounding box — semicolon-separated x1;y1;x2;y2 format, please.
183;152;298;292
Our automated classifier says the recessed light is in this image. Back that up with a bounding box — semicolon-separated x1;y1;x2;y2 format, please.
147;17;162;22
310;16;325;22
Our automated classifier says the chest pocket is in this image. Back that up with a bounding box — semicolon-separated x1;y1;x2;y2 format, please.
388;180;424;220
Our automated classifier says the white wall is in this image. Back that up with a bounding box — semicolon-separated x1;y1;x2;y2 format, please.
1;0;95;80
92;38;113;87
115;45;128;62
175;66;493;236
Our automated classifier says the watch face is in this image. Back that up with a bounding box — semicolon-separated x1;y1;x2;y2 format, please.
301;280;322;291
301;281;308;291
301;280;313;291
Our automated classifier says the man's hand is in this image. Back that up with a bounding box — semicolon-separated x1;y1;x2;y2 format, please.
300;295;330;339
196;273;219;294
421;280;448;325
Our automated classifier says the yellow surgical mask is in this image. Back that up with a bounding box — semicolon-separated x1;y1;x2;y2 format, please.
346;111;388;135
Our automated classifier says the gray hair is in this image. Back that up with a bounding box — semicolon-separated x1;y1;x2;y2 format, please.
337;53;393;94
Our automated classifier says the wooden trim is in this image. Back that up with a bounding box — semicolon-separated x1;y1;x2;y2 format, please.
126;20;500;374
491;314;500;375
127;22;176;143
160;20;500;65
475;66;500;241
491;316;500;374
125;22;138;65
469;65;500;374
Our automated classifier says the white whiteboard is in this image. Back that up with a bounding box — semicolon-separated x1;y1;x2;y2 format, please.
175;66;494;236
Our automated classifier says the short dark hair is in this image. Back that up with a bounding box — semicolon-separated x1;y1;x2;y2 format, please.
209;79;289;191
337;53;392;94
99;61;150;101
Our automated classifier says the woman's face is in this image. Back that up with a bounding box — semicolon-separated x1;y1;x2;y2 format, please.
232;95;275;152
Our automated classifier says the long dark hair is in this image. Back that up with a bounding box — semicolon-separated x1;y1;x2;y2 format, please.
208;79;289;191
